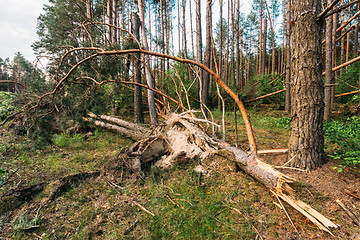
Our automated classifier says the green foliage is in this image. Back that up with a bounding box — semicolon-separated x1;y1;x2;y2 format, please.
270;116;290;129
0;91;16;121
54;133;84;148
324;116;360;170
242;74;284;105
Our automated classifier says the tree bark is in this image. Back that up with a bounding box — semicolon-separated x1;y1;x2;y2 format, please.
324;0;334;121
289;0;325;170
138;0;158;127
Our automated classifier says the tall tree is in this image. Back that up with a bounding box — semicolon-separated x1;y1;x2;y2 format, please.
289;0;324;170
138;0;158;126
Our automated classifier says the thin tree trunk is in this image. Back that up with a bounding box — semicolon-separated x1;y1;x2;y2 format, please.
202;0;212;113
224;0;231;83
196;0;203;101
259;0;263;75
190;0;195;60
86;0;92;20
230;0;236;85
332;12;337;102
165;0;170;71
355;4;359;56
138;0;158;127
131;12;144;124
219;0;223;79
235;0;240;88
289;0;324;170
182;0;187;58
112;0;118;43
262;18;267;75
324;0;334;121
178;0;182;54
346;6;351;69
341;0;345;74
285;0;291;113
107;0;113;43
160;0;165;78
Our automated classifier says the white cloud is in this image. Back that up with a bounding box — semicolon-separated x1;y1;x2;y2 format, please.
0;0;49;62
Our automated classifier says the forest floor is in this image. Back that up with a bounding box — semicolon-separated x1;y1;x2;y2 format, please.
0;108;360;239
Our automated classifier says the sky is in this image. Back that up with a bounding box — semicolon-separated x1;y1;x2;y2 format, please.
0;0;49;62
0;0;253;63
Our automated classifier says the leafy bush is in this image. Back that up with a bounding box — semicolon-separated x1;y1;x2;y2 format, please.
0;91;16;121
324;116;360;171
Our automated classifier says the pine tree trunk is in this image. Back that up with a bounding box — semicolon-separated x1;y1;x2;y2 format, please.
196;0;203;103
131;13;144;124
112;0;118;43
219;0;223;80
182;0;187;58
160;0;165;78
202;0;212;112
289;0;324;170
324;0;334;121
235;0;240;88
332;12;337;103
138;0;158;127
355;5;359;56
262;18;267;75
86;0;92;20
340;1;345;74
107;0;112;43
285;0;291;113
259;0;263;75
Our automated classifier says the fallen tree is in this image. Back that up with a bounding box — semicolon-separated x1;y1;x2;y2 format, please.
85;112;338;234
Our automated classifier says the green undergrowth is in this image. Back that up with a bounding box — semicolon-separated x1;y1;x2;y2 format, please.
324;116;360;171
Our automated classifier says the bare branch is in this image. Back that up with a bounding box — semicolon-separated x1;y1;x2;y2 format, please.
317;0;341;20
324;0;360;18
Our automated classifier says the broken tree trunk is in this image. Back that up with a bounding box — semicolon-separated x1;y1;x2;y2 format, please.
87;112;338;234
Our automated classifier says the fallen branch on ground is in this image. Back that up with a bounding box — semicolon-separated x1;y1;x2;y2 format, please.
87;112;338;234
336;199;360;226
